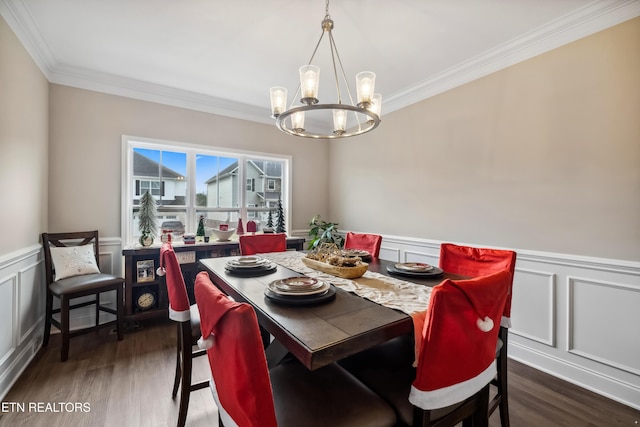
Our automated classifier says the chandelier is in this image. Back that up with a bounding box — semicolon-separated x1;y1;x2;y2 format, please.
269;0;381;139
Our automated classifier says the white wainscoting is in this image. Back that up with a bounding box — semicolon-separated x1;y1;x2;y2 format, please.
376;234;640;411
0;238;123;401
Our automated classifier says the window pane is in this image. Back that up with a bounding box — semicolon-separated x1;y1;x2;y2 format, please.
133;148;186;206
244;159;284;211
196;154;239;208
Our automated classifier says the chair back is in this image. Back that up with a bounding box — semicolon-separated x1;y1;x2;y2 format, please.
344;232;382;258
439;243;516;327
194;272;277;427
409;270;510;410
239;233;286;256
41;230;101;285
158;242;191;322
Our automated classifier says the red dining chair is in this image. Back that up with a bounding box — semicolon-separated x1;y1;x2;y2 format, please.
340;270;511;427
439;243;517;427
194;271;397;427
157;243;208;427
239;233;287;255
344;232;382;258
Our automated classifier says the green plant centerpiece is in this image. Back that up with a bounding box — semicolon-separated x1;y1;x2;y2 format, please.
308;215;344;250
138;191;157;246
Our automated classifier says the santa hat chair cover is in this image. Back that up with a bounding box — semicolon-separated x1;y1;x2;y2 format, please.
409;270;510;410
194;272;278;427
439;243;516;328
156;243;191;322
238;233;286;256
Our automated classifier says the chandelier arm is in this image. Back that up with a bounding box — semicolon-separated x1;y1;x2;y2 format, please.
327;30;343;105
306;29;327;67
328;31;364;128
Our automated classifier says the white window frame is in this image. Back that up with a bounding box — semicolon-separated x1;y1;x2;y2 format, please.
121;135;292;245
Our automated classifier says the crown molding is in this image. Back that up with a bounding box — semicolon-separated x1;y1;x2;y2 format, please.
2;0;639;122
383;0;640;113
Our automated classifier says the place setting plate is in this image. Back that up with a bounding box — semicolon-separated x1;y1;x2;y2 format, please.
387;262;443;277
225;256;277;276
264;277;337;305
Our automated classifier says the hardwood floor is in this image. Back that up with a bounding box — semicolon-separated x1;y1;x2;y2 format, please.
1;319;638;427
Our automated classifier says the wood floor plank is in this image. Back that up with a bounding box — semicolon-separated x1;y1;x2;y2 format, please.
1;319;638;427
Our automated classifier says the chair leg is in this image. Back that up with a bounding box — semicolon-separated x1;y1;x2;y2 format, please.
471;385;490;427
60;296;70;362
497;329;510;427
95;293;100;328
498;361;510;427
172;327;182;399
116;284;124;341
43;290;53;347
177;330;192;427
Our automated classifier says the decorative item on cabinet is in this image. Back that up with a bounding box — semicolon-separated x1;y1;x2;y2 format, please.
138;191;157;246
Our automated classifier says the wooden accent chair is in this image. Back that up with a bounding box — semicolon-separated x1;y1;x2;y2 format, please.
157;243;208;427
41;231;124;362
340;270;511;427
344;232;382;258
238;233;286;256
439;243;517;427
194;271;397;427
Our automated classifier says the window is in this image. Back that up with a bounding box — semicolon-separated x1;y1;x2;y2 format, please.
122;136;291;244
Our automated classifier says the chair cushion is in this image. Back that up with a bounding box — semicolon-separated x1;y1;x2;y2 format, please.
49;273;123;296
270;359;397;427
49;245;100;281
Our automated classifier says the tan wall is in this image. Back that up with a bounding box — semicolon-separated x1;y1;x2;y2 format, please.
0;16;49;257
329;17;640;261
47;86;330;238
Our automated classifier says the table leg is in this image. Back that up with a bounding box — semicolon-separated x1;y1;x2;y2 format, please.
265;339;290;369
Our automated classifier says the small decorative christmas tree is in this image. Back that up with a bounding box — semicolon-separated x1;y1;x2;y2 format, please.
138;191;157;246
275;197;286;234
266;210;274;228
196;215;206;242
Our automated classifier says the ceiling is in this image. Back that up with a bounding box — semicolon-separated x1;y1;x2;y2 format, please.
2;0;638;126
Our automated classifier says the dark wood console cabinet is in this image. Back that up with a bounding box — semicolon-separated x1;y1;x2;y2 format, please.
122;237;305;322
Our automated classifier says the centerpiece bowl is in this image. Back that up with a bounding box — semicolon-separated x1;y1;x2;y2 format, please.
211;228;236;242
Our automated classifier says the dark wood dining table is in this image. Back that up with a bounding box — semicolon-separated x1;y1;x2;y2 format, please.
199;256;464;370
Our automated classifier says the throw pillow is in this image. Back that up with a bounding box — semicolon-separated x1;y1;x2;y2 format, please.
50;244;100;281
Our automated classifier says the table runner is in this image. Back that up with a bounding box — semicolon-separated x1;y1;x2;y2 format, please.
261;251;433;317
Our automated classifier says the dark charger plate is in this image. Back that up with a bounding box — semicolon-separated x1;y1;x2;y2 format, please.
264;284;337;306
386;264;443;277
225;263;277;277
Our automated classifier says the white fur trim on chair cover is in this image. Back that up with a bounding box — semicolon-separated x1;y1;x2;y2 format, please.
501;315;511;328
409;360;497;410
168;306;190;322
208;376;238;427
198;334;215;350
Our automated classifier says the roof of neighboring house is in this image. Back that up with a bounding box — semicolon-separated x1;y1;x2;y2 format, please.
204;160;282;184
205;161;238;184
133;151;183;179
